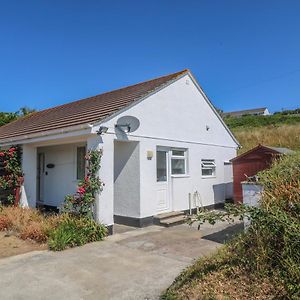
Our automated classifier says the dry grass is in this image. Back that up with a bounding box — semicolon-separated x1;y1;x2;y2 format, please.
0;206;63;243
172;266;286;300
0;231;47;259
162;243;288;300
232;124;300;154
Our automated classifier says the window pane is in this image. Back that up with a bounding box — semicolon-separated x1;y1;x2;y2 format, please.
202;168;213;176
77;147;86;180
172;150;185;156
201;159;216;177
202;161;215;167
157;151;167;182
171;158;185;174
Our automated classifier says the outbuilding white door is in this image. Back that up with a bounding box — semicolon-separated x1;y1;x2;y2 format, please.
156;149;170;212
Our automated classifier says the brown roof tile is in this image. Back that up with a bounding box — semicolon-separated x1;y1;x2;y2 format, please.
0;69;188;142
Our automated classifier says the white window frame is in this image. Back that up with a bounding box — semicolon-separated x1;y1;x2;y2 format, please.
201;159;216;178
170;148;188;177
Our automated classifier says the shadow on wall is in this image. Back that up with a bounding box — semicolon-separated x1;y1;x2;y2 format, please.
212;182;234;206
202;223;244;244
213;183;226;205
114;141;140;217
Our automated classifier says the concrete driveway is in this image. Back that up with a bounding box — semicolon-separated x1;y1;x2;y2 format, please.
0;221;242;300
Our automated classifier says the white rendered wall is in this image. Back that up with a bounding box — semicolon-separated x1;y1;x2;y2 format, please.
101;74;238;149
21;145;37;207
114;141;140;217
138;138;236;218
88;134;114;226
37;143;83;208
224;162;233;199
96;74;238;219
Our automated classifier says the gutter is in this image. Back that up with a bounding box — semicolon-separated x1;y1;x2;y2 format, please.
0;123;93;146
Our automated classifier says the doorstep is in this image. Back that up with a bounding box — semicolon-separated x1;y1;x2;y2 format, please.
153;211;187;227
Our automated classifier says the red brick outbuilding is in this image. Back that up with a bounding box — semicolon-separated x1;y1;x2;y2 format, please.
231;144;294;203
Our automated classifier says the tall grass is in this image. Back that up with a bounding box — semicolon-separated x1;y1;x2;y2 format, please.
232;124;300;154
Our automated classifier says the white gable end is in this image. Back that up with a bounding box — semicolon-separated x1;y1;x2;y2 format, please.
100;74;238;149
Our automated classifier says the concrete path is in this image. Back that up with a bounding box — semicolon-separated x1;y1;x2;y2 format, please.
0;222;242;300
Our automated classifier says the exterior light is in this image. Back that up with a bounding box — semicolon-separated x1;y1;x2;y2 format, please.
97;126;109;135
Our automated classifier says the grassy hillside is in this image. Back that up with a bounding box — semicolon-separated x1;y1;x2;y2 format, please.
224;113;300;154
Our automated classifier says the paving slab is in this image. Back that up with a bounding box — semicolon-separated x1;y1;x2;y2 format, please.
0;221;243;300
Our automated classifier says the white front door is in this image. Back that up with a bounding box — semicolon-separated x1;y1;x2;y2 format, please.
156;149;170;213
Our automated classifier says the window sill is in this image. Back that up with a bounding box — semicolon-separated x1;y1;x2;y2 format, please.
171;174;190;178
202;176;217;179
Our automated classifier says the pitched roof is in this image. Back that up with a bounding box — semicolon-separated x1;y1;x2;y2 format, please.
231;144;294;162
223;107;267;117
266;146;295;155
0;69;188;142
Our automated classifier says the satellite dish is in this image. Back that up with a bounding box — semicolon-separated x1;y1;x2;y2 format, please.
115;116;140;133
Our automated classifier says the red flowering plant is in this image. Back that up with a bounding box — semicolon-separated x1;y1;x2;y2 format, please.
63;149;104;218
0;146;23;205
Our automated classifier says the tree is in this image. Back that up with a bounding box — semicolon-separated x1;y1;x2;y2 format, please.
18;106;36;117
0;107;36;127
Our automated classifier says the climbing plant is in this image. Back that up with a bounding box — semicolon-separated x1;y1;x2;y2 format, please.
0;146;23;205
64;149;104;218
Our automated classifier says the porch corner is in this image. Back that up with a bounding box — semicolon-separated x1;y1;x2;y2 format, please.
88;134;114;228
21;144;37;208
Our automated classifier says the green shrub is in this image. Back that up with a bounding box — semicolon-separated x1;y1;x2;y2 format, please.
48;215;107;251
258;151;300;213
184;152;300;298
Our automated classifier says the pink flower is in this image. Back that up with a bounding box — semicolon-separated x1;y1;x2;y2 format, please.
77;187;86;194
0;152;5;157
8;148;16;152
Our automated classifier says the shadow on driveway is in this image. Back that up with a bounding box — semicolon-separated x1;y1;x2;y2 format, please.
201;223;244;244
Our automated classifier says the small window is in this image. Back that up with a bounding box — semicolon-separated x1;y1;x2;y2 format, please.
172;150;185;156
201;159;216;177
76;146;86;180
171;149;187;175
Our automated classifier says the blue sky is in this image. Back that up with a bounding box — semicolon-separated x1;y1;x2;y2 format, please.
0;0;299;113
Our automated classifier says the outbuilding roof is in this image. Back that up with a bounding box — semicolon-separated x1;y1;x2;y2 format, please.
0;69;188;142
231;144;294;162
266;146;295;155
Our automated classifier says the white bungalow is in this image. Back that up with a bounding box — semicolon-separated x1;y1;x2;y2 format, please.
0;69;239;233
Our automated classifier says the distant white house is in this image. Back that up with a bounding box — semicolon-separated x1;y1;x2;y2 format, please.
0;69;239;232
223;107;270;118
